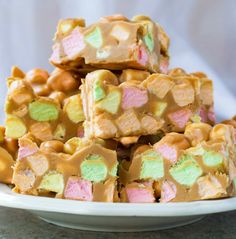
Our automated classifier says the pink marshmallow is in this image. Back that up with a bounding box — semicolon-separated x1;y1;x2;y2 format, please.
77;127;84;138
64;177;93;201
126;187;155;203
62;28;85;58
208;107;216;123
199;107;208;123
50;43;61;63
168;109;192;129
160;57;169;74
18;139;39;160
155;144;177;164
137;46;148;66
160;180;177;202
122;87;148;110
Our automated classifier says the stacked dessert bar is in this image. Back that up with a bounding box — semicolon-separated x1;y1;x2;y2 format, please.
0;15;235;203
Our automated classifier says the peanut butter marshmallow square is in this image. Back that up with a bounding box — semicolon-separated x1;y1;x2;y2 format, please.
12;135;119;202
119;122;236;203
81;68;215;143
50;15;169;73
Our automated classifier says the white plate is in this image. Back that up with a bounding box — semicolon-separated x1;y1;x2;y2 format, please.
0;183;235;232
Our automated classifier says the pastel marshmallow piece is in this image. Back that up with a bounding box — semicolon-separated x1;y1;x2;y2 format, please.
64;177;93;201
110;25;130;41
202;151;224;167
53;124;66;140
38;171;64;194
137;46;148;66
169;155;203;187
62;28;85;58
140;150;164;180
5;116;27;139
115;109;141;135
126;187;155;203
153;102;167;117
64;94;85;123
96;90;121;114
171;83;195;107
145;75;174;99
80;154;108;182
122;87;148;110
161;180;177;202
29;101;59;122
144;31;154;52
85;27;103;48
168;109;192;129
155;144;178;164
197;174;227;199
13;169;36;192
93;79;106;101
18;138;39;160
27;153;49;176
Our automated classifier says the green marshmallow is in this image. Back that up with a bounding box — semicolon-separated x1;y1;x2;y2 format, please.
140;150;164;180
96;90;121;114
29;101;59;122
153;102;167;117
202;151;224;167
85;27;103;48
110;162;118;177
233;178;236;189
144;32;154;52
170;154;202;187
81;154;107;182
96;49;110;59
190;114;202;123
93;80;106;101
38;171;64;194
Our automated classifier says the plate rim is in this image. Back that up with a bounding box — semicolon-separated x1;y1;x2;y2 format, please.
0;183;235;217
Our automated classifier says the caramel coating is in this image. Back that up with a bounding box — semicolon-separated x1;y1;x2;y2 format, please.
40;140;64;153
47;69;80;92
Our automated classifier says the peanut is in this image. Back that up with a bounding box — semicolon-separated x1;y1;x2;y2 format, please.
47;69;80;92
26;68;49;84
100;14;128;22
11;66;25;78
40;140;64;153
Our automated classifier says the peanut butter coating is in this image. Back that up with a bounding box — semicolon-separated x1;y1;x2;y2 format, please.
81;68;215;142
50;15;169;73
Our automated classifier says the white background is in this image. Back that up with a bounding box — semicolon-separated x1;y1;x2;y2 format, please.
0;0;235;122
